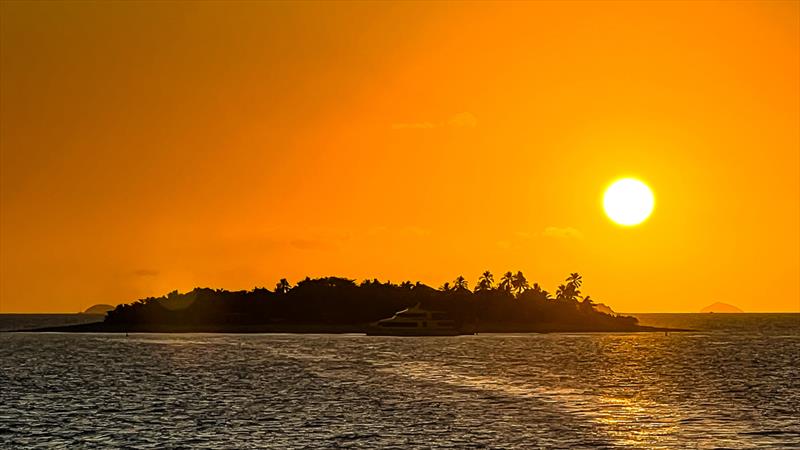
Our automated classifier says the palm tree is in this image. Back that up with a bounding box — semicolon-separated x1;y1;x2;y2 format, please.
275;278;291;294
556;284;568;301
440;282;452;292
511;271;529;294
453;275;469;291
499;271;514;293
567;272;582;289
561;273;582;301
476;270;494;291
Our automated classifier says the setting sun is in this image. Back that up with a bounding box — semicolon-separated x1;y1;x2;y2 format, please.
1;3;798;449
603;178;655;226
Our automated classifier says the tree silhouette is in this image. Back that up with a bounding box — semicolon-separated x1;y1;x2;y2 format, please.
556;284;568;301
103;271;643;333
580;295;596;313
567;272;583;289
275;278;292;294
530;282;551;300
556;273;582;303
476;270;494;292
499;271;514;293
453;275;469;292
511;271;529;295
566;277;581;300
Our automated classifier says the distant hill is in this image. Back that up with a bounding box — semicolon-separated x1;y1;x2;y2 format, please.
82;304;115;315
700;302;743;313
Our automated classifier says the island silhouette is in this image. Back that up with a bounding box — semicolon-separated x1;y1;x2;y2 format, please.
31;272;684;333
81;304;115;315
700;302;744;313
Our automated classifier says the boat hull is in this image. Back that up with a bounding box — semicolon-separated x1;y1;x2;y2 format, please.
367;304;473;336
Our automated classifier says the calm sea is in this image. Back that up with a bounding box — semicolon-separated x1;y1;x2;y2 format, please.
1;313;798;448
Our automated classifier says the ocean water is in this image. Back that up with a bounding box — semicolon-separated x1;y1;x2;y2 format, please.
0;314;103;332
0;314;798;449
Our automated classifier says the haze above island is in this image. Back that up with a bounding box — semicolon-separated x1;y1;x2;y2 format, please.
1;1;798;313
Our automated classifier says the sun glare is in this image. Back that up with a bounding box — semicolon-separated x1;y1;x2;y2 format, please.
603;178;655;226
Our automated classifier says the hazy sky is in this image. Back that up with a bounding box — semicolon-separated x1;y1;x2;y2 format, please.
1;1;798;313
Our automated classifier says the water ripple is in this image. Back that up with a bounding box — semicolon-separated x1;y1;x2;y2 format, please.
1;327;798;448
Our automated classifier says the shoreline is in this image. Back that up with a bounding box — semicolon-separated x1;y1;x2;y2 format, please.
7;322;691;334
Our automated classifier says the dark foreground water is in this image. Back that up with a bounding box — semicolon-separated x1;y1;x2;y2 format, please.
1;314;798;449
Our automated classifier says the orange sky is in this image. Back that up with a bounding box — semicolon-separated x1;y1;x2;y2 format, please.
1;1;798;313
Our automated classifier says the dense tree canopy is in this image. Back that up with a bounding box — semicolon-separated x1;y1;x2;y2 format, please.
105;272;639;332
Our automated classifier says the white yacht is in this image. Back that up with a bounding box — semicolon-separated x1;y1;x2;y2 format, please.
367;303;466;336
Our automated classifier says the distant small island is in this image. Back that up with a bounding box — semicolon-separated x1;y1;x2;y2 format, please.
30;272;685;334
82;304;115;315
701;302;744;313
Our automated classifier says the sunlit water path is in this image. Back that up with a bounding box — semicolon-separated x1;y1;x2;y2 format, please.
1;314;798;448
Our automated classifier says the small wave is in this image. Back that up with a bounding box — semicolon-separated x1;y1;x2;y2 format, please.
119;338;213;345
739;430;800;436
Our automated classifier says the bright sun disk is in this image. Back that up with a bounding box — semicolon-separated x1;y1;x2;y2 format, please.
603;178;654;226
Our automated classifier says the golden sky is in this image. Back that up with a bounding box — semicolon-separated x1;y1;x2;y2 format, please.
1;1;798;313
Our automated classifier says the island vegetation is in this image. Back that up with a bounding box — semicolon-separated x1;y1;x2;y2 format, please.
33;272;680;333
